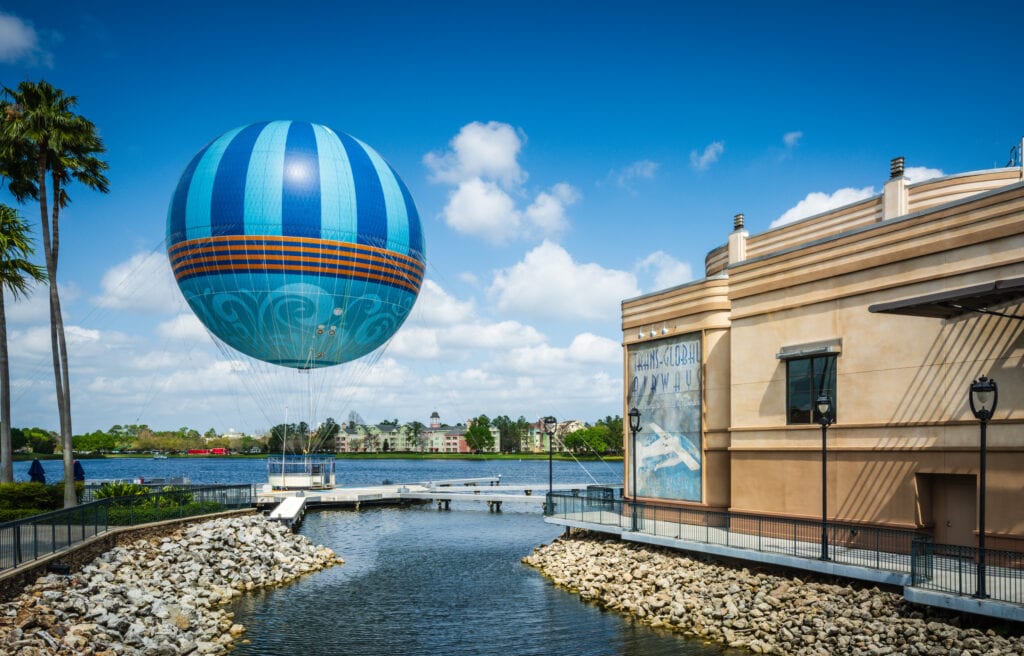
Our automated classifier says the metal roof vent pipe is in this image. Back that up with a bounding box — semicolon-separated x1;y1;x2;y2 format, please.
729;212;748;264
890;156;905;179
883;157;908;221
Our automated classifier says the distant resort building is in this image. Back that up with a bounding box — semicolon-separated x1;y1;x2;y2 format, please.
622;157;1024;550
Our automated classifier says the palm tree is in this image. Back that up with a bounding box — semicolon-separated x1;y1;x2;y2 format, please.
0;204;46;482
0;80;109;506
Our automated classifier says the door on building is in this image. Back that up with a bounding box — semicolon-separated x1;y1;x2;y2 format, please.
918;473;977;547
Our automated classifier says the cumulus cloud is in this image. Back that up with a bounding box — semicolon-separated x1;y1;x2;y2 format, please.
690;141;724;171
441;178;521;243
524;183;578;235
424;121;526;188
4;281;51;325
93;251;184;313
904;166;944;183
157;313;211;343
783;131;803;148
0;12;39;63
427;122;578;244
636;251;693;291
770;186;876;228
412;279;475;326
606;160;659;192
488;240;640;321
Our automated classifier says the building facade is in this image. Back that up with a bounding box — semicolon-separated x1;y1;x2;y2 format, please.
622;159;1024;550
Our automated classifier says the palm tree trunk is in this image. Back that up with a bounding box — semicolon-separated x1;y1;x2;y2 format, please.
50;174;75;508
0;291;12;483
34;153;75;507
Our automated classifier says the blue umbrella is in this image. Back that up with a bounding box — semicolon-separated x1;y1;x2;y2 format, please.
28;459;45;484
73;460;85;482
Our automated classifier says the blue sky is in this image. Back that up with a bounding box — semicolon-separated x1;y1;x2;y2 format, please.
1;1;1022;435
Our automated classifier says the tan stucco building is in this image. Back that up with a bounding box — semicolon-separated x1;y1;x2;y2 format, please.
622;159;1024;551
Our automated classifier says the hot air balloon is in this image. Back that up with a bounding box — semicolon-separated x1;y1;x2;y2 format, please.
166;120;425;370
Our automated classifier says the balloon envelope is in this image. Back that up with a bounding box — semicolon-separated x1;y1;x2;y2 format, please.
167;121;425;369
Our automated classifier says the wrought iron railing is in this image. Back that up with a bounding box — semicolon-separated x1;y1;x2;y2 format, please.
911;539;1024;604
0;485;252;571
546;492;930;575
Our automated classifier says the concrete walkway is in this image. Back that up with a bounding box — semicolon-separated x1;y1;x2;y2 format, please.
546;509;1024;623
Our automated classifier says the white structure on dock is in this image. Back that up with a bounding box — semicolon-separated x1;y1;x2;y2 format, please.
266;455;335;489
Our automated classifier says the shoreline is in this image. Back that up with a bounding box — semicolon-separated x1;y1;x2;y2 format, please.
523;530;1024;655
0;515;343;655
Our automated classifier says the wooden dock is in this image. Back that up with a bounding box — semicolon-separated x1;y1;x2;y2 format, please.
256;478;606;514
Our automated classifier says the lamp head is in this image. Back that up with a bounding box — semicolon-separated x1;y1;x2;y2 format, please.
969;376;998;422
628;407;642;433
543;416;557;433
815;393;834;426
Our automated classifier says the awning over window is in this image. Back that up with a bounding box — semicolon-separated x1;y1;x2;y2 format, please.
776;338;842;360
868;278;1024;320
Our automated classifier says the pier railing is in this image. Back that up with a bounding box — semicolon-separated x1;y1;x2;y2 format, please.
911;539;1024;604
0;484;252;571
545;492;930;575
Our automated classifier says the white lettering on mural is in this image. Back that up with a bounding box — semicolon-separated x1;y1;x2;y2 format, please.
629;336;700;398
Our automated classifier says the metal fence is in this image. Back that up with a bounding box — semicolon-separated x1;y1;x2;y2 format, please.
912;539;1024;604
546;491;930;575
0;485;252;571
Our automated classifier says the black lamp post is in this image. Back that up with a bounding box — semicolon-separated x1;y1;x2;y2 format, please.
544;416;557;514
816;393;834;561
969;375;998;599
628;407;642;531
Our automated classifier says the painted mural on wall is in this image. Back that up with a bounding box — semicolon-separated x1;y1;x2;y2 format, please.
627;332;702;502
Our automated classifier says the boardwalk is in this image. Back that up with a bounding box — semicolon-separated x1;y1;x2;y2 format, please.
546;502;1024;623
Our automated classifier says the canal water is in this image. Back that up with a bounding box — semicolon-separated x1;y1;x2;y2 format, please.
11;457;730;654
231;506;730;656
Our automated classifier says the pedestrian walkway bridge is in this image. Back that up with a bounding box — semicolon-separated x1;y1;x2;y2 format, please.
255;477;600;513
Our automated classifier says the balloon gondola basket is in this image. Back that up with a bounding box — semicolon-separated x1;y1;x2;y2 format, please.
267;455;336;490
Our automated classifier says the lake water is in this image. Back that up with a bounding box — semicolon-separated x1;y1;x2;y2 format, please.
10;456;625;488
11;457;729;655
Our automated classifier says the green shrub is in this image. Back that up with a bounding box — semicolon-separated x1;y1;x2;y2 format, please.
106;501;225;525
0;482;63;511
0;508;46;523
93;482;148;500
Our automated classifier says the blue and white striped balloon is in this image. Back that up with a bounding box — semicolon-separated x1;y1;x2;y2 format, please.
167;121;425;369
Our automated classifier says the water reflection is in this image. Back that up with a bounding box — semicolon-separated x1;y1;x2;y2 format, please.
231;507;730;656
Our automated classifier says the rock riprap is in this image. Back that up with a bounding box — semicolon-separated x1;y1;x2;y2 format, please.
523;532;1024;655
0;515;343;655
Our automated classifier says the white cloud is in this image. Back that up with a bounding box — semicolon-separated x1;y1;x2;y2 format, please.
411;279;476;326
427;122;579;244
524;183;579;235
157;313;210;343
771;186;876;228
566;333;620;364
0;12;38;63
488;240;640;321
93;251;183;313
690;141;724;171
607;160;659;191
783;131;803;148
441;178;521;244
423;121;526;188
4;281;50;324
636;251;693;291
904;166;944;183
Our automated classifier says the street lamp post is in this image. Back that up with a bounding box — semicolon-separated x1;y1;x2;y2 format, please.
629;408;642;531
816;394;834;561
544;416;557;515
969;375;998;599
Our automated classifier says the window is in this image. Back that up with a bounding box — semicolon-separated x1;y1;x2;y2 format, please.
786;355;836;424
